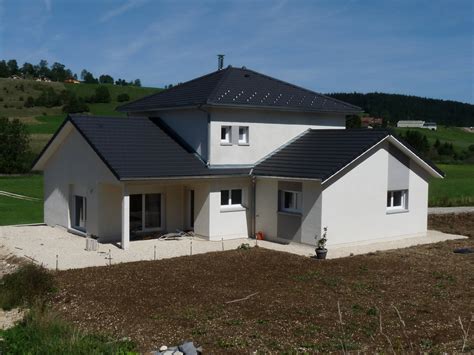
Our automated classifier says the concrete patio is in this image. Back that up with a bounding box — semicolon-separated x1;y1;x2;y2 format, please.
0;224;468;270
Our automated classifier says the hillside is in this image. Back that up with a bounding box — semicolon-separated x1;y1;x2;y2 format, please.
0;78;162;154
326;92;474;127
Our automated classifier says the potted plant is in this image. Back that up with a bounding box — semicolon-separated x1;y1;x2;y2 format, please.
315;227;328;259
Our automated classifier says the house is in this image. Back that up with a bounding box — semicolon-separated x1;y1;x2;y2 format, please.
64;78;80;84
361;116;383;128
397;120;437;130
32;66;444;249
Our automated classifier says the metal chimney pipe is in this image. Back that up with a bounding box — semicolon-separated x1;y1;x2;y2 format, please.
217;54;224;70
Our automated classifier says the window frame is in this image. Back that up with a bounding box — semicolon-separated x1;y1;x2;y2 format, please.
220;125;232;145
238;126;249;145
279;189;302;214
386;189;408;212
220;188;244;211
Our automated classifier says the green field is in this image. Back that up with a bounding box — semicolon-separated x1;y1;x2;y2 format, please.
429;164;474;207
395;126;474;152
0;175;43;225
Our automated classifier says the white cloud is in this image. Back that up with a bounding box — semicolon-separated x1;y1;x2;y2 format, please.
99;0;149;23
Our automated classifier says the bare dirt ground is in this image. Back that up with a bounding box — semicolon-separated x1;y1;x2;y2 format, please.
51;213;474;353
429;212;474;238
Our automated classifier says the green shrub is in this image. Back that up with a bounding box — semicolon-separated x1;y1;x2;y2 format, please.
24;96;35;107
117;93;130;102
0;264;56;310
0;308;137;354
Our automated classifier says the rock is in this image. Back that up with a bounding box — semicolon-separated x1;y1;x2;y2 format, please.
159;345;168;351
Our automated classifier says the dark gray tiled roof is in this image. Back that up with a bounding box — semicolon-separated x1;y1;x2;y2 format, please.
68;115;250;180
253;129;444;181
117;67;361;114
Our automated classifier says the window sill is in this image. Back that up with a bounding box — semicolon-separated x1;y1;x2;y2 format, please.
220;205;246;213
220;142;233;146
238;142;250;146
278;210;302;217
386;208;409;215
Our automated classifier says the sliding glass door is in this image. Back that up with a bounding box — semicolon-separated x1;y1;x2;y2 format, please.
130;193;162;233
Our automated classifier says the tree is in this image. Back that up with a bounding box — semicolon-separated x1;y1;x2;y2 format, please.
62;92;89;113
50;62;68;81
99;74;114;84
6;59;19;75
0;60;10;77
133;79;141;87
21;62;36;78
346;115;361;128
93;86;111;103
37;59;50;78
117;93;130;102
115;78;128;86
35;87;62;107
0;118;31;173
81;69;98;84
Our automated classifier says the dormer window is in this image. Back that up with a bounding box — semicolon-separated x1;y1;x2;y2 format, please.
238;126;249;145
221;126;231;144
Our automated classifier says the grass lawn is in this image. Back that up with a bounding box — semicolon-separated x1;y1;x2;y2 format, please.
0;175;43;226
429;164;474;206
52;222;474;353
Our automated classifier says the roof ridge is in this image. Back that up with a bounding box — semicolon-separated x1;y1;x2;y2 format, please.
231;67;361;110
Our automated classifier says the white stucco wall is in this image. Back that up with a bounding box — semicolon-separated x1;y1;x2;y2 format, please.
43;127;118;236
255;178;322;245
208;178;251;240
320;143;430;246
209;108;346;165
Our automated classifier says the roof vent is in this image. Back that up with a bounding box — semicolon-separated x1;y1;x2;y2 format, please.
217;54;225;70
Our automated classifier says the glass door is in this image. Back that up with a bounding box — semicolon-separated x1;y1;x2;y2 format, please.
130;193;162;233
74;195;86;231
145;194;161;229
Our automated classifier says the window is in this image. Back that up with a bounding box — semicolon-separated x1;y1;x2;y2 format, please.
130;193;162;232
220;189;243;208
73;195;86;231
221;126;231;144
238;126;249;144
386;190;408;211
279;190;302;214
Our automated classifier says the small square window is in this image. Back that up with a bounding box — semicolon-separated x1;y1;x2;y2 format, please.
238;126;249;144
221;126;231;144
221;189;229;205
231;189;242;205
220;189;243;208
387;190;408;211
279;190;301;213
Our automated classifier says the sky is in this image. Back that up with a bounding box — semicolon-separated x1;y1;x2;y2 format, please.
0;0;472;103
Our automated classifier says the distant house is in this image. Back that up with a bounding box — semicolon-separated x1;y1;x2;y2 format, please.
423;122;437;131
361;116;383;128
33;67;444;250
64;78;80;84
36;77;52;83
397;120;437;131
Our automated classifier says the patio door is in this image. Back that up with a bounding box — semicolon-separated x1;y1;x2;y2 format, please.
130;193;162;233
